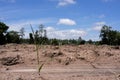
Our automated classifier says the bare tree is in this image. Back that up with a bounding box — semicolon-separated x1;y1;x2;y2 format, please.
20;27;25;39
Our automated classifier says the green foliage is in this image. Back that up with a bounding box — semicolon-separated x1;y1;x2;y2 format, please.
0;22;9;45
0;34;6;45
116;32;120;45
30;24;48;45
61;39;69;45
20;38;30;43
77;37;86;45
51;38;59;45
69;39;78;45
49;38;86;46
100;25;120;45
87;39;93;44
0;22;9;34
6;31;20;43
29;33;34;44
100;25;111;44
79;40;86;44
30;24;47;75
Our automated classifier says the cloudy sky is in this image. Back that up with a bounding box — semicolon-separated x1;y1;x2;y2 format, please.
0;0;120;40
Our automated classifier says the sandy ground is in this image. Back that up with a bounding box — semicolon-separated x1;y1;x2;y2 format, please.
0;44;120;80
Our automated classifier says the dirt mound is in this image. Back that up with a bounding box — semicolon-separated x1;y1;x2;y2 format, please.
43;50;64;58
75;50;99;62
0;44;120;80
0;55;21;66
63;57;74;65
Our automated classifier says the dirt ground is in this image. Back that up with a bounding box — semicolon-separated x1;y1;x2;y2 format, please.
0;44;120;80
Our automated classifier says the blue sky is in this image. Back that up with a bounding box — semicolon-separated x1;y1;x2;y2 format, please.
0;0;120;40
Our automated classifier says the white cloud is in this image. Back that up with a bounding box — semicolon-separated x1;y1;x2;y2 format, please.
58;18;76;26
93;21;106;31
95;21;106;25
7;21;34;38
58;0;76;6
46;26;55;32
7;19;54;38
8;19;53;31
46;27;87;39
7;19;85;39
93;26;103;31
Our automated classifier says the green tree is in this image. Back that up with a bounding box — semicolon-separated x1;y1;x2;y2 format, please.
77;37;86;45
100;25;120;45
30;24;48;45
108;30;117;45
0;22;9;44
87;39;93;44
51;38;59;45
29;33;34;44
100;25;111;44
116;32;120;45
6;31;20;43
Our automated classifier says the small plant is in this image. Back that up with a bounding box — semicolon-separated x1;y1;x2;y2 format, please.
30;24;45;75
38;63;44;74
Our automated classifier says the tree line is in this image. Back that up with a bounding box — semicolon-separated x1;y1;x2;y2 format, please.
100;25;120;45
0;22;120;45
